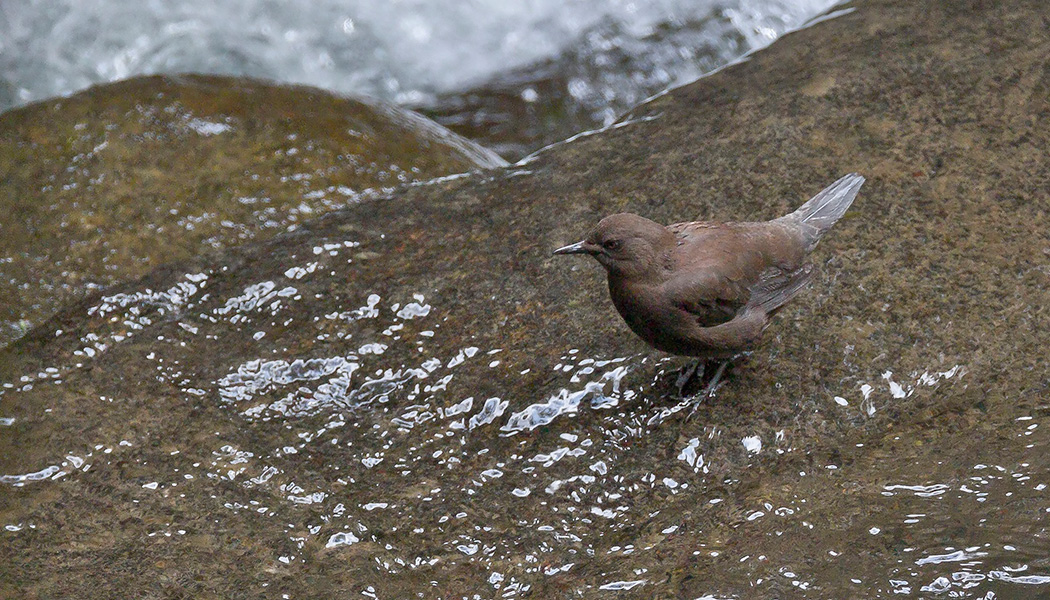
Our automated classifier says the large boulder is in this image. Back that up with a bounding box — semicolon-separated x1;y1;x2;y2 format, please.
0;74;504;347
2;1;1048;598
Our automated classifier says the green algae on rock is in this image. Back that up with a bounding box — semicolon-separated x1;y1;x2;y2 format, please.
0;74;506;348
3;1;1050;599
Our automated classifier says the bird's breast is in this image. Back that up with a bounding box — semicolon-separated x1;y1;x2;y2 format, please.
608;278;684;351
606;275;747;357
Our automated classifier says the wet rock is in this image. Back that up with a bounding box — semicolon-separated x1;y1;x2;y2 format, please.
0;73;505;347
3;1;1050;598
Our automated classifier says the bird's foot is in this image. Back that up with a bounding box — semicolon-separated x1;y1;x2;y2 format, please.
684;360;730;421
674;359;705;398
647;361;708;427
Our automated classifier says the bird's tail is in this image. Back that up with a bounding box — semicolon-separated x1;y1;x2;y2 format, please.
778;173;864;251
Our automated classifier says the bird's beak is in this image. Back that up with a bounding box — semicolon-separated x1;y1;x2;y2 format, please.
553;240;592;256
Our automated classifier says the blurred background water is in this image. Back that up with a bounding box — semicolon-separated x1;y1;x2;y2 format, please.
0;0;839;156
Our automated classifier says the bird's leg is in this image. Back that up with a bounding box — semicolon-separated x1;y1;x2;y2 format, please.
685;358;731;420
674;359;705;398
702;360;730;396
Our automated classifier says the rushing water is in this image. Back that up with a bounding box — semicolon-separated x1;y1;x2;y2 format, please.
1;0;837;113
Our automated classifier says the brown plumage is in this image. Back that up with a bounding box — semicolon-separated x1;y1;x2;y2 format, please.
554;174;863;389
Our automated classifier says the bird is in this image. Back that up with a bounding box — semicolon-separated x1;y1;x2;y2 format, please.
554;173;864;402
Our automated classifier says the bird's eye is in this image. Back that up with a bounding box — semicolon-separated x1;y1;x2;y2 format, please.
602;239;622;251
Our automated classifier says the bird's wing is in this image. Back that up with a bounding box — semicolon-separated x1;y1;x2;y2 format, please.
746;264;814;314
664;260;813;326
662;268;752;328
665;221;811;325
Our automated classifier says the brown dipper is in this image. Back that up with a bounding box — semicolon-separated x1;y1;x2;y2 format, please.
554;173;864;397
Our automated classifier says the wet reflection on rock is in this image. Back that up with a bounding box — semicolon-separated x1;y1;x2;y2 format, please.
0;74;505;347
5;227;1030;598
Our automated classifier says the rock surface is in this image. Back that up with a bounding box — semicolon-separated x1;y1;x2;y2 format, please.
2;1;1050;598
0;74;504;347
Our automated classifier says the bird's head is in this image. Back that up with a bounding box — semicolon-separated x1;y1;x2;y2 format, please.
554;213;674;279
